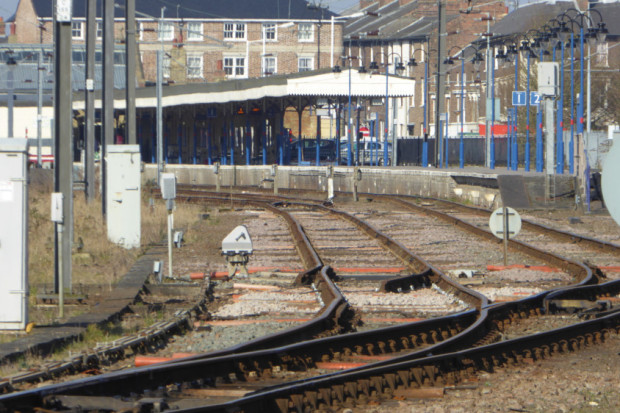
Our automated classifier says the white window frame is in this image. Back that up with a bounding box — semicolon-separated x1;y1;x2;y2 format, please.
298;23;314;42
298;56;314;72
410;80;416;107
187;22;203;41
263;56;277;76
187;54;203;79
262;23;276;41
159;21;174;41
96;21;103;39
223;56;246;78
224;23;246;41
72;21;84;40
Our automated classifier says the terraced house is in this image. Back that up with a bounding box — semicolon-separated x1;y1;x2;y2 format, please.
9;0;341;84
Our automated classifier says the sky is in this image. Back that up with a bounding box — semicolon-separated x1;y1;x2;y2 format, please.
0;0;18;21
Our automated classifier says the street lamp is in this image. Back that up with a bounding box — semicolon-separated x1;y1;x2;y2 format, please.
443;45;483;169
333;55;366;166
518;32;539;172
5;54;17;138
370;52;405;166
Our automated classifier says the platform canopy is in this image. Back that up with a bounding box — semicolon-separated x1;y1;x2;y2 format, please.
73;68;416;110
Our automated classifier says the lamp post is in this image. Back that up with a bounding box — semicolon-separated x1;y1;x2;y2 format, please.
5;54;16;138
518;32;539;172
333;55;366;167
407;46;434;167
370;52;405;167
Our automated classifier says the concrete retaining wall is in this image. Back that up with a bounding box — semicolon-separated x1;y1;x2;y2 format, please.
143;165;505;209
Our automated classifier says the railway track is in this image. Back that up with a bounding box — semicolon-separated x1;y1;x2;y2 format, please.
1;188;618;412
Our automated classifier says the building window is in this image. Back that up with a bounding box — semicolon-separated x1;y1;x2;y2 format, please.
96;21;103;39
263;56;277;76
224;56;246;78
159;21;174;41
187;54;203;78
72;21;83;39
224;23;246;40
298;56;313;72
410;80;416;107
163;54;171;78
187;22;203;41
298;23;313;42
262;23;276;41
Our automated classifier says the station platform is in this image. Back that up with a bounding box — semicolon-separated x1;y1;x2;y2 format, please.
147;163;586;210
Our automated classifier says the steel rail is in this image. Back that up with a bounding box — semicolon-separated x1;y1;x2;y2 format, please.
0;192;608;411
186;302;620;413
395;194;620;256
381;196;596;286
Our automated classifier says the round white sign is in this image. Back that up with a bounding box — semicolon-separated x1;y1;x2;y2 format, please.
489;207;522;240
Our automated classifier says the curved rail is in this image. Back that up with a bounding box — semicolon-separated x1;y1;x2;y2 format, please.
1;191;614;411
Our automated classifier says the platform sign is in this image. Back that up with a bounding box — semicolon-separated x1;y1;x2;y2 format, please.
530;92;541;106
512;91;527;106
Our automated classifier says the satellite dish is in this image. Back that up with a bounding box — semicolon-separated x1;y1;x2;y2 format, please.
602;139;620;226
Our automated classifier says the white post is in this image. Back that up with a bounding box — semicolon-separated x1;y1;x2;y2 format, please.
331;16;335;67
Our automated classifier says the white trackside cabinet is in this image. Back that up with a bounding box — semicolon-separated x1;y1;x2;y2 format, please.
0;139;29;330
106;145;141;248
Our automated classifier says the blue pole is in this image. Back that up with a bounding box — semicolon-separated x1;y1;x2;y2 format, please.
423;61;428;167
316;120;320;167
151;117;156;163
444;117;449;168
438;120;443;167
525;52;531;171
569;32;575;174
192;124;197;165
279;116;284;165
369;119;374;166
335;104;340;165
459;58;464;169
490;55;495;170
347;64;353;166
229;121;234;166
513;53;519;170
207;123;212;165
177;123;182;164
536;108;543;172
262;120;266;165
246;120;251;165
384;64;389;167
578;26;584;135
557;42;564;174
221;126;227;165
507;109;511;170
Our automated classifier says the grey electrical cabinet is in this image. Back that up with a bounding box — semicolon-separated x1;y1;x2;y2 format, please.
106;145;141;249
0;139;29;330
538;62;559;96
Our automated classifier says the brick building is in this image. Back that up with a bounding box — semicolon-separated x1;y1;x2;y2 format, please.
343;0;508;141
11;0;341;85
